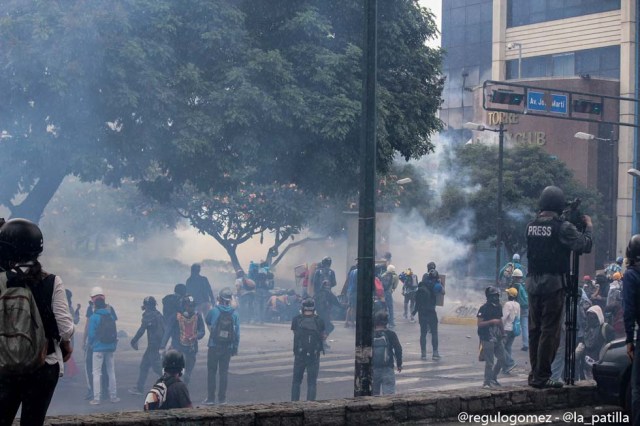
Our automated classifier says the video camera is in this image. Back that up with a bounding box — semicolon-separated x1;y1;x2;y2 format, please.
562;198;586;232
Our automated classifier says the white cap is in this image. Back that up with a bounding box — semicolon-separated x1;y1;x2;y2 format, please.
90;286;105;297
387;264;396;273
512;269;523;278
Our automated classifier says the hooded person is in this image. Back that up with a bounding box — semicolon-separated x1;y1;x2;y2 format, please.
575;305;614;379
128;296;165;395
477;286;506;388
290;298;326;401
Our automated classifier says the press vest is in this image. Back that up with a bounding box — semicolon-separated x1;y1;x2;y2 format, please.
526;216;570;275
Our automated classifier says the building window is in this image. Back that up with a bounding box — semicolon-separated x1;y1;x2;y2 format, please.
508;0;620;28
506;46;619;80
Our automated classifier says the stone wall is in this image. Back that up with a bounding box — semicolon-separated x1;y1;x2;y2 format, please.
36;384;600;425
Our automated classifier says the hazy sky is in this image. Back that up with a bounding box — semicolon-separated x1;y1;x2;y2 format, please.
419;0;442;48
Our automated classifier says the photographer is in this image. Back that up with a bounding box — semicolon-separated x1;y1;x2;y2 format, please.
526;186;592;389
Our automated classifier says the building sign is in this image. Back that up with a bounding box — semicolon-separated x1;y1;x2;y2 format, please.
487;112;519;126
550;94;568;114
527;91;547;111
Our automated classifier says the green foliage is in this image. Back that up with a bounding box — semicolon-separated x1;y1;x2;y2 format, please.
434;143;605;255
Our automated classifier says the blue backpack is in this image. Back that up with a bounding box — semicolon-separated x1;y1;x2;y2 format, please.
512;316;522;337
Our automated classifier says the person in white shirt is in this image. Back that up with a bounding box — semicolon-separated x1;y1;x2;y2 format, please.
502;287;521;374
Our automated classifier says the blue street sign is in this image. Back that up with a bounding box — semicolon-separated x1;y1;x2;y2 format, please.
550;94;568;114
527;91;546;111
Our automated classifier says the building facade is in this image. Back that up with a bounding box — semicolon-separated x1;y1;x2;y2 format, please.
441;0;638;271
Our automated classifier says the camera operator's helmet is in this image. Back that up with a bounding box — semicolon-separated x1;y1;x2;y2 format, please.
627;235;640;263
538;186;565;214
302;297;315;312
163;350;185;373
616;256;624;265
219;287;233;303
374;310;389;326
142;296;157;309
321;257;332;268
0;218;43;261
485;286;500;297
512;254;520;262
512;269;523;278
182;295;196;309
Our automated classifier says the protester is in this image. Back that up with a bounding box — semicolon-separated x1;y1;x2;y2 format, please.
501;287;520;374
509;269;529;351
413;262;443;360
0;219;74;425
87;292;120;405
371;311;402;395
144;350;192;410
235;270;256;323
291;298;325;401
575;305;614;379
380;265;399;328
400;268;419;322
345;266;357;328
477;286;505;388
162;283;187;326
204;288;240;405
186;264;215;317
129;296;165;396
314;280;342;350
312;257;337;295
525;185;592;389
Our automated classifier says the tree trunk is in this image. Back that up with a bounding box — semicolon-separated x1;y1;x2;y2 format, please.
9;164;68;224
224;243;242;273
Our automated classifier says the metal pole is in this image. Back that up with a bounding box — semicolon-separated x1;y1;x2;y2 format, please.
517;45;522;79
496;123;504;283
354;0;376;398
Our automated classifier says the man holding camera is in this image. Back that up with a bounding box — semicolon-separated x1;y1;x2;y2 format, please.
526;186;592;389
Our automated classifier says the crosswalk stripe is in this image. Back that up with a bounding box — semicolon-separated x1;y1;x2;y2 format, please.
323;361;468;373
315;364;471;383
407;376;526;392
232;353;351;368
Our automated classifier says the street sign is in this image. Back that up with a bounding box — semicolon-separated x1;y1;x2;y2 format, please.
527;91;547;111
550;94;568;114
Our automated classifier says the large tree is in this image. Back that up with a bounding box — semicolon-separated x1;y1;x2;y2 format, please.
432;143;605;257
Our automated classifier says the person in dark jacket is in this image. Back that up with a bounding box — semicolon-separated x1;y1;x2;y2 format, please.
314;280;342;350
291;298;326;401
204;288;240;405
526;186;592;389
162;283;187;326
186;264;214;317
623;234;640;426
371;311;402;395
413;262;443;360
160;295;205;385
144;350;192;410
129;296;165;395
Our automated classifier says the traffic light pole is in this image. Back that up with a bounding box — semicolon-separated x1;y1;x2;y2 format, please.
354;0;376;398
496;123;504;283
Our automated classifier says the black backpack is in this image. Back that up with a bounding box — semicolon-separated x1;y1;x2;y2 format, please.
372;330;392;367
96;312;118;344
212;309;235;345
295;316;322;356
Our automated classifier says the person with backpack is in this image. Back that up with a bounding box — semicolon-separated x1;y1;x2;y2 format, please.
235;270;256;323
400;268;419;322
161;295;205;385
162;283;187;326
83;286;118;401
128;296;165;396
87;292;119;404
477;286;506;388
291;298;326;401
312;257;337;296
413;262;443;360
501;287;521;374
498;254;525;289
203;287;240;405
380;265;399;328
144;350;192;410
0;218;74;425
509;269;529;351
186;263;215;317
372;311;402;396
314;280;342;350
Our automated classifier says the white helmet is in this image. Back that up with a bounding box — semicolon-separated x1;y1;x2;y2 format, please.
387;264;396;273
512;269;523;278
90;286;105;297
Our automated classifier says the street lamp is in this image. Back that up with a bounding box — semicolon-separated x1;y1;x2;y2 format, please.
629;168;640;178
574;131;614;145
464;121;506;282
507;42;522;79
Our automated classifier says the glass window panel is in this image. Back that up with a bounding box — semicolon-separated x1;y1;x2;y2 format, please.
507;0;620;27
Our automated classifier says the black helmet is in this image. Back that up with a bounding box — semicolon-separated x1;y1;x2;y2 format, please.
0;218;43;261
163;350;185;373
626;234;640;263
302;297;315;312
485;286;500;297
321;256;332;267
142;296;157;309
374;310;389;326
427;261;436;271
538;186;565;213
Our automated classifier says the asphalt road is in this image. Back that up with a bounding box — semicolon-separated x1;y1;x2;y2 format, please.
42;313;535;417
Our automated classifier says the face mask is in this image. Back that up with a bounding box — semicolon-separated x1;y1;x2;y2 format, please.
488;294;500;306
587;314;599;328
